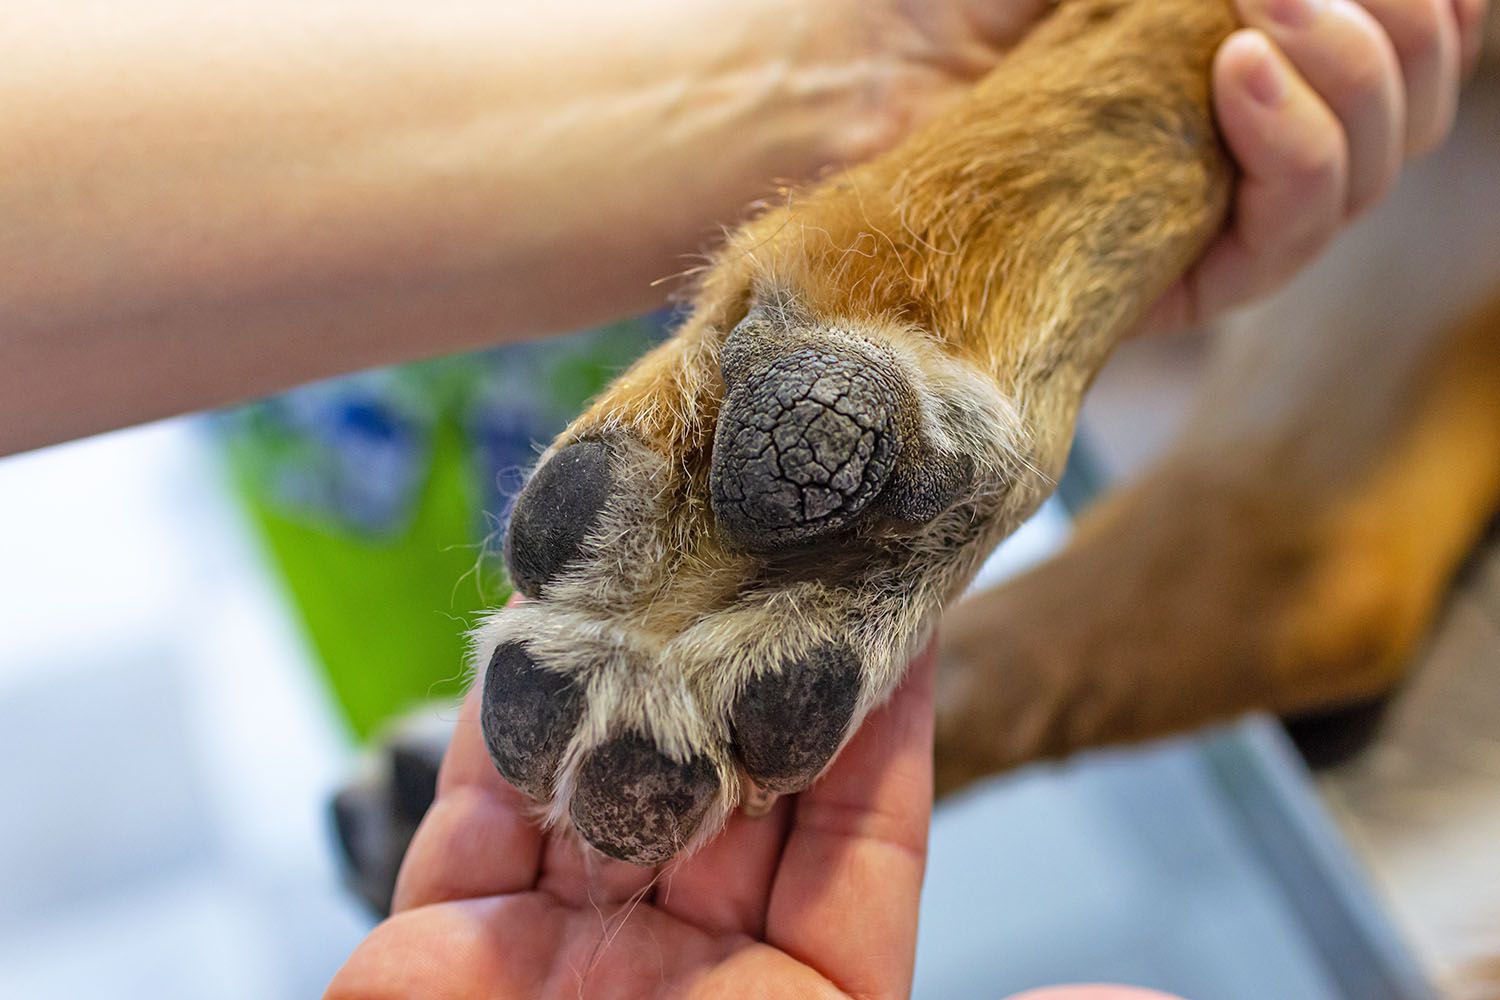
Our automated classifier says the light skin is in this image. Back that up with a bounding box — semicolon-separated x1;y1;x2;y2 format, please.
1146;0;1486;335
323;643;1204;1000
1;0;1480;995
3;0;1048;454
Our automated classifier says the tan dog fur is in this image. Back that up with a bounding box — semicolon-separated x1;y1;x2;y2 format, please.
476;0;1243;856
482;0;1500;908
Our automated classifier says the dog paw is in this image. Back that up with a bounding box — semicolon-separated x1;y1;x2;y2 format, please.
472;292;1047;865
465;0;1237;859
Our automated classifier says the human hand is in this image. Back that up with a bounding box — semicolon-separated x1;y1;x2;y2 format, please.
810;0;1054;162
327;645;937;1000
847;0;1486;335
1140;0;1490;335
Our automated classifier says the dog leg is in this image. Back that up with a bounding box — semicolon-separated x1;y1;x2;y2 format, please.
935;71;1500;793
476;0;1238;863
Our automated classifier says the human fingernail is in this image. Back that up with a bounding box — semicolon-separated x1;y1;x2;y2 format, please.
1243;41;1288;106
1266;0;1325;29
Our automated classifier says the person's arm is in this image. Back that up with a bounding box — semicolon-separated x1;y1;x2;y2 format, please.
2;0;1037;454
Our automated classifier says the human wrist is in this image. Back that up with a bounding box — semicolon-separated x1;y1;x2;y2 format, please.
664;0;895;183
767;0;1023;169
683;0;990;184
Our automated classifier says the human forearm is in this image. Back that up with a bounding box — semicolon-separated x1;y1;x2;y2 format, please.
0;0;901;453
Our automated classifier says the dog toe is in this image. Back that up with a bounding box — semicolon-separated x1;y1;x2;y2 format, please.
730;642;863;793
479;641;584;799
504;440;614;598
569;733;721;865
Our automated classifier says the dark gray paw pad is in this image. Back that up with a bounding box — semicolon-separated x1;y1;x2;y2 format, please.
731;642;862;793
504;440;613;598
883;451;976;525
480;642;583;799
711;339;908;550
569;734;719;865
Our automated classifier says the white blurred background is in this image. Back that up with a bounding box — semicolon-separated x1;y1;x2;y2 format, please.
0;422;369;998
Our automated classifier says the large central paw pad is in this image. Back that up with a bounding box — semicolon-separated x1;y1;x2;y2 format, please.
710;313;971;551
711;338;905;547
475;295;1027;865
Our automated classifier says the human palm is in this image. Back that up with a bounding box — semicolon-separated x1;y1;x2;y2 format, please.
327;649;936;1000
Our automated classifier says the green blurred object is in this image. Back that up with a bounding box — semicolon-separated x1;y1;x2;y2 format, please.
218;318;666;741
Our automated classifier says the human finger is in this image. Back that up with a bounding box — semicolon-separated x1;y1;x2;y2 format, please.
1237;0;1403;214
1187;29;1349;320
535;825;664;909
1451;0;1489;79
1357;0;1463;152
390;679;546;911
651;794;794;938
765;642;937;998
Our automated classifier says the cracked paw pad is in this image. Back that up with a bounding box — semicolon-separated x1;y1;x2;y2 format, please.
504;440;614;598
710;312;976;550
480;642;584;799
711;337;906;550
731;642;863;793
569;734;721;865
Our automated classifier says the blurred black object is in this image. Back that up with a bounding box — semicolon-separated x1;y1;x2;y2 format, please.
330;713;452;916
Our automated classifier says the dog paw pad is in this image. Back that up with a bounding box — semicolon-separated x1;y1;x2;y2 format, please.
479;642;584;799
503;440;614;598
710;309;917;550
731;642;863;793
569;734;721;865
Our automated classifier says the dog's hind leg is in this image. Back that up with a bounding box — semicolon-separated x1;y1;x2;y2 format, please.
933;73;1500;794
937;286;1500;792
